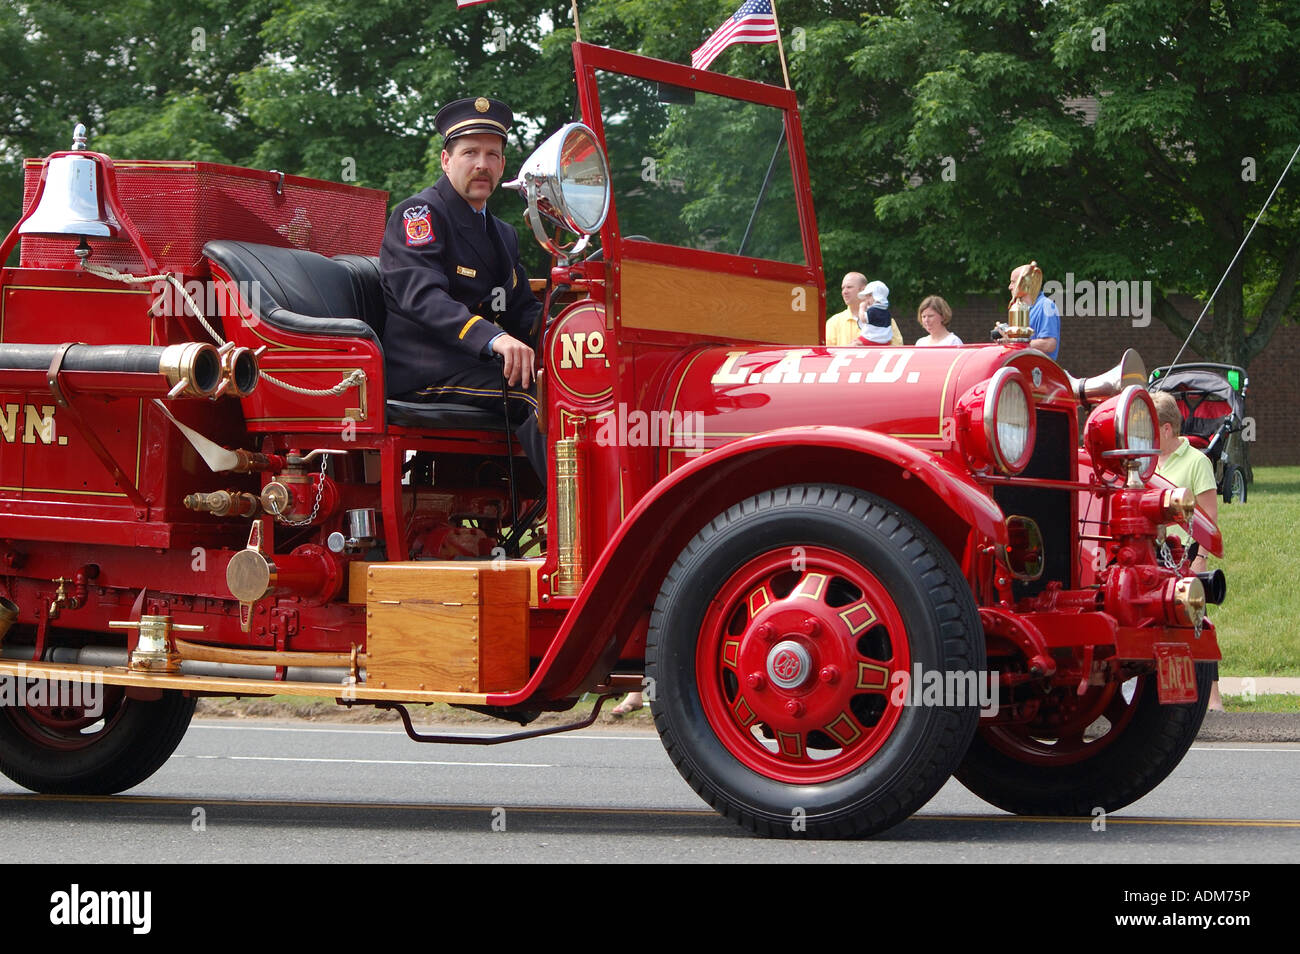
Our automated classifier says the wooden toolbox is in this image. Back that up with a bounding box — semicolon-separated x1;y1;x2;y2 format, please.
361;562;531;694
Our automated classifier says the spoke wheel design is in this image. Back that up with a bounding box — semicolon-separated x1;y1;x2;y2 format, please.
647;484;983;838
7;684;131;752
696;547;912;784
956;663;1213;816
0;682;195;795
977;678;1141;767
1227;466;1247;504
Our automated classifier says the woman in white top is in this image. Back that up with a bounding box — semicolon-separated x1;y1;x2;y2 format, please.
914;295;963;346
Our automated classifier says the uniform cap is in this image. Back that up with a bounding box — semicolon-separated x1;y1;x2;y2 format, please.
435;97;513;146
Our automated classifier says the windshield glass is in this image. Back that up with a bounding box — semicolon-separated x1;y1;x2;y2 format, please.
594;69;805;266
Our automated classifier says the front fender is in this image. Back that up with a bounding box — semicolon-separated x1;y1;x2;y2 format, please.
487;426;1006;705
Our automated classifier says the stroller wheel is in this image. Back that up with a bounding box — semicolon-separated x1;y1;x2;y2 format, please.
1223;465;1247;504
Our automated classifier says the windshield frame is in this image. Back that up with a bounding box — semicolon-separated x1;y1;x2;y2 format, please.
571;41;823;289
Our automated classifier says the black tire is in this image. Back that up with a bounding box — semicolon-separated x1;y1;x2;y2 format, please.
955;662;1212;816
645;484;984;838
1223;465;1246;504
0;686;194;795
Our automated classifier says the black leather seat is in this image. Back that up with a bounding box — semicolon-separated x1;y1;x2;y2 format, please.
385;399;508;431
203;240;380;341
332;253;388;338
202;240;506;432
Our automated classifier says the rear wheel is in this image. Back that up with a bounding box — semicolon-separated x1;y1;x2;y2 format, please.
646;485;983;838
0;683;194;795
955;662;1212;816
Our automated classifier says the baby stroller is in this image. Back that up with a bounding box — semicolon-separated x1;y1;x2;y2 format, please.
1149;363;1251;503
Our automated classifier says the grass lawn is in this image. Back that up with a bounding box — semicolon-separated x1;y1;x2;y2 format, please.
1221;693;1300;713
1207;465;1300;676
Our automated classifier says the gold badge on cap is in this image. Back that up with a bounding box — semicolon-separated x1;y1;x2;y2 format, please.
474;97;490;113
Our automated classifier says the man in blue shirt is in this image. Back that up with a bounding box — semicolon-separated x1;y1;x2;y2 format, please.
1008;263;1060;360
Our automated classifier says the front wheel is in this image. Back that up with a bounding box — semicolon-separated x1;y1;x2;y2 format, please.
646;485;984;838
955;662;1212;816
0;683;194;795
1223;465;1247;504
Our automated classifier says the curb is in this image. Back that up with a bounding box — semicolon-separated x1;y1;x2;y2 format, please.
1196;711;1300;743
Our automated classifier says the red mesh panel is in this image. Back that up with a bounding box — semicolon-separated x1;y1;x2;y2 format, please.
20;159;388;276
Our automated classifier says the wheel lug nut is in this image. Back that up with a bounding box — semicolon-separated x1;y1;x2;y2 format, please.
800;616;821;637
819;666;839;684
755;623;776;642
785;699;805;717
747;672;766;690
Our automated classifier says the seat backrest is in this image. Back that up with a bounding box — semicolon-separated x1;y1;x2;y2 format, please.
332;254;386;338
202;240;380;343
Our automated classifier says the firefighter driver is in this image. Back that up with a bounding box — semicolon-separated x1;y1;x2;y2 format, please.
379;96;546;478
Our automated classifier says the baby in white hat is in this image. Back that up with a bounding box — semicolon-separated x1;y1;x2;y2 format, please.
856;280;893;344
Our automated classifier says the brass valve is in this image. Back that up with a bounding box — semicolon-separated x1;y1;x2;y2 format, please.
109;614;205;672
184;490;261;517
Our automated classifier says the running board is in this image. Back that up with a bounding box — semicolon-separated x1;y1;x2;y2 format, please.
0;658;491;705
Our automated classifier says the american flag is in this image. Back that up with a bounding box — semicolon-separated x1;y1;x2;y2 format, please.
691;0;780;71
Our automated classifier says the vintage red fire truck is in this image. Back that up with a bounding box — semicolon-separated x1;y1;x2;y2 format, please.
0;43;1223;837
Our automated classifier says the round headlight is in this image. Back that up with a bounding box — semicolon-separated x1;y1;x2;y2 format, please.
556;125;610;234
1084;385;1159;483
1117;386;1158;480
984;367;1036;474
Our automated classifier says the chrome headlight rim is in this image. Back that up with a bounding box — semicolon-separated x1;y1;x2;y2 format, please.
505;122;611;260
982;366;1036;475
1115;385;1158;481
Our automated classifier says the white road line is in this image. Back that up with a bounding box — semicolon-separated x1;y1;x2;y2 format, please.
185;725;1298;750
176;755;552;768
189;722;657;741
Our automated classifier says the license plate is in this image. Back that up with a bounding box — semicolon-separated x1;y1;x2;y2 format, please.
1154;643;1198;704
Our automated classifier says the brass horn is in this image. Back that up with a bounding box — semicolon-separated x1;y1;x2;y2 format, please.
1067;348;1147;406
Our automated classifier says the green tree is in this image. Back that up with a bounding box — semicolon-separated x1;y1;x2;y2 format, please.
0;0;273;233
843;0;1300;365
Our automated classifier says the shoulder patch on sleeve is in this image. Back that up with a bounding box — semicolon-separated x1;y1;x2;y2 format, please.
403;205;434;246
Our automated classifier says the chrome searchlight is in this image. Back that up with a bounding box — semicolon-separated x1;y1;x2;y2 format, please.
505;122;611;262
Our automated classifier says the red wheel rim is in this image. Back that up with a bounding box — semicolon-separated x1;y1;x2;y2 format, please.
3;681;128;752
695;546;912;784
980;677;1143;766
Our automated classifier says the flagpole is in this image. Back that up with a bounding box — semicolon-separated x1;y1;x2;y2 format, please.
769;0;791;89
571;0;582;42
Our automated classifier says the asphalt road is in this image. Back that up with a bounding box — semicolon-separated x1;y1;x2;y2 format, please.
1;720;1296;863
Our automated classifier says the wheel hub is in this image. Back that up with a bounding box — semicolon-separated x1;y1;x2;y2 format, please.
694;545;917;783
766;640;813;689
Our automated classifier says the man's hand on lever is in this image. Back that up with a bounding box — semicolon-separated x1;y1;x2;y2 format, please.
491;334;536;389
